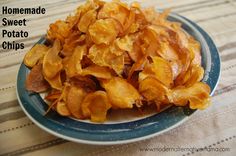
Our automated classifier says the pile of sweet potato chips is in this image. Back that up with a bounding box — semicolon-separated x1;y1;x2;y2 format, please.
24;0;211;122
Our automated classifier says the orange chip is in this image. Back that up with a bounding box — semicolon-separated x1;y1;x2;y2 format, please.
78;9;97;33
98;1;129;27
24;44;49;68
168;82;211;109
88;18;118;44
67;86;86;119
88;44;124;75
43;39;63;79
47;20;71;43
102;77;141;108
139;56;173;87
81;65;113;79
139;77;169;103
81;91;111;122
63;45;86;77
44;73;63;90
25;64;49;93
56;101;71;116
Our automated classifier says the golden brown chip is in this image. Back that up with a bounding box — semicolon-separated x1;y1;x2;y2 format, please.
88;18;118;44
63;45;86;77
24;44;49;68
43;39;63;79
98;1;129;26
47;20;71;43
44;73;63;90
139;56;173;87
139;77;169;103
88;44;124;75
81;91;111;122
102;77;141;108
56;101;71;116
25;64;49;93
78;9;97;33
81;65;113;79
67;86;86;119
168;82;211;109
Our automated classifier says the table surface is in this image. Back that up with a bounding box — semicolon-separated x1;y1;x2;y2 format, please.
0;0;236;156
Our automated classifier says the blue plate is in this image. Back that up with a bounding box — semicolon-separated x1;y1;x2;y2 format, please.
17;13;220;145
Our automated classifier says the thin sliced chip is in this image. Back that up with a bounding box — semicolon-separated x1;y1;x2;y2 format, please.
25;64;50;93
139;77;169;102
56;101;71;116
78;9;97;33
24;44;49;68
139;56;173;87
47;20;71;43
88;18;118;44
102;77;141;108
62;32;85;56
184;65;204;87
81;91;111;122
67;86;86;119
43;39;63;79
88;44;124;75
168;82;211;109
71;76;97;93
98;1;129;26
64;45;86;77
115;35;135;52
45;73;63;90
81;65;113;79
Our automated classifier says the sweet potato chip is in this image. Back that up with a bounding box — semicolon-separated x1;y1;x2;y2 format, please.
88;44;124;75
24;44;49;68
88;18;118;44
62;32;85;56
47;20;71;43
56;101;71;116
81;65;113;79
139;77;169;103
81;91;111;122
44;73;63;90
102;77;141;108
78;9;97;33
43;39;63;79
168;82;211;109
67;85;86;119
139;56;173;87
98;1;129;27
63;45;86;77
26;64;49;92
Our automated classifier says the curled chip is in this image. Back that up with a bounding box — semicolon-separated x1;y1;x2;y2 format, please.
81;91;111;122
67;86;86;119
24;44;49;68
168;82;211;109
81;65;114;79
139;77;169;103
139;56;173;87
63;45;86;77
88;18;118;44
88;44;124;75
102;77;141;108
56;101;71;116
43;39;63;79
26;64;49;93
78;9;97;33
24;0;212;122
